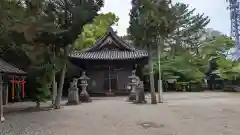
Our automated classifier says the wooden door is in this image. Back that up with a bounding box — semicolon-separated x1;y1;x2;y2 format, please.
103;68;118;93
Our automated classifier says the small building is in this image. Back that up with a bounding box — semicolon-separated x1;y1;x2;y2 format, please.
0;58;26;122
69;27;148;95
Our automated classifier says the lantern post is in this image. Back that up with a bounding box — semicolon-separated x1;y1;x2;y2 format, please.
127;70;139;102
79;71;92;102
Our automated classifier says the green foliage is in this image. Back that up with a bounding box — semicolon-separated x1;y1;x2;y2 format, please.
166;3;210;56
128;0;212;89
0;0;28;55
151;34;235;83
199;35;235;58
128;0;175;47
26;68;51;103
31;50;55;102
216;57;240;80
74;12;119;50
0;0;104;104
154;54;204;82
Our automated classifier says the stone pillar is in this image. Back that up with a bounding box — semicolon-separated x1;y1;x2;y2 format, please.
127;70;139;102
3;84;8;105
66;78;80;105
79;71;92;102
0;74;5;123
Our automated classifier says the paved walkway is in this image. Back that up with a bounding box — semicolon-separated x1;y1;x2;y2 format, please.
1;92;240;135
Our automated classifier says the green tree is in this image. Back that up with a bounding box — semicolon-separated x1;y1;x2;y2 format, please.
0;0;28;55
199;35;234;58
167;3;210;56
74;12;119;50
200;35;236;81
216;57;240;80
3;0;104;108
151;3;210;92
128;0;176;104
152;32;235;92
33;0;104;109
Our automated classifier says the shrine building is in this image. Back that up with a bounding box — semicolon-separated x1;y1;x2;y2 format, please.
69;27;148;95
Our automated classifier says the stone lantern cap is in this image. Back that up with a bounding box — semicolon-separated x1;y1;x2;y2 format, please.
128;70;137;79
128;70;139;85
79;71;90;80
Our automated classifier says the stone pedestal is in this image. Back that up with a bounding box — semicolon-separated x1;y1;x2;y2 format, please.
106;92;115;97
127;91;136;102
67;79;80;105
133;90;147;104
79;86;92;102
1;116;5;123
134;81;146;104
67;88;80;105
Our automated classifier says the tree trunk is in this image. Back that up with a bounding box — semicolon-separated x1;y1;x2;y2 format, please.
36;101;40;108
54;45;69;109
52;75;57;105
148;45;157;104
157;36;163;103
171;43;176;57
0;74;5;122
172;28;180;57
52;45;57;105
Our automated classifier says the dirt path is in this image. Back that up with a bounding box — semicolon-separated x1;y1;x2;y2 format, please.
1;92;240;135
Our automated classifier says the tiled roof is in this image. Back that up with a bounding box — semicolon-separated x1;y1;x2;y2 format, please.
0;59;26;75
70;27;148;60
85;27;135;52
70;50;148;60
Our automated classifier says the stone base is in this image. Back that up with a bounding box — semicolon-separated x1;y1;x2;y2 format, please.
139;91;146;101
127;92;136;102
67;88;79;105
1;116;5;123
66;101;80;106
79;94;92;102
134;100;147;104
105;92;115;97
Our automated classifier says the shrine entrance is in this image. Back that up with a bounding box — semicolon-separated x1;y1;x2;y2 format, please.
103;66;118;93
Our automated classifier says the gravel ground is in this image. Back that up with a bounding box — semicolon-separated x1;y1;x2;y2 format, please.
1;92;240;135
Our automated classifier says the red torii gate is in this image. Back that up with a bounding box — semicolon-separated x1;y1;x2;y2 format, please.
10;77;26;100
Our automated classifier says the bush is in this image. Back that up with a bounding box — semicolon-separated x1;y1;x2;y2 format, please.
25;68;51;106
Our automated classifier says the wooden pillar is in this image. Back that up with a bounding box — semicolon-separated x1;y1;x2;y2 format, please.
0;73;5;122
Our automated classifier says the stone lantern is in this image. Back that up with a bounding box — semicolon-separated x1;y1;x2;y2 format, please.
67;78;80;105
127;70;139;102
79;71;92;102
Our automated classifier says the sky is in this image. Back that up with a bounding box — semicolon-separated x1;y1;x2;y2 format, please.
100;0;230;36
